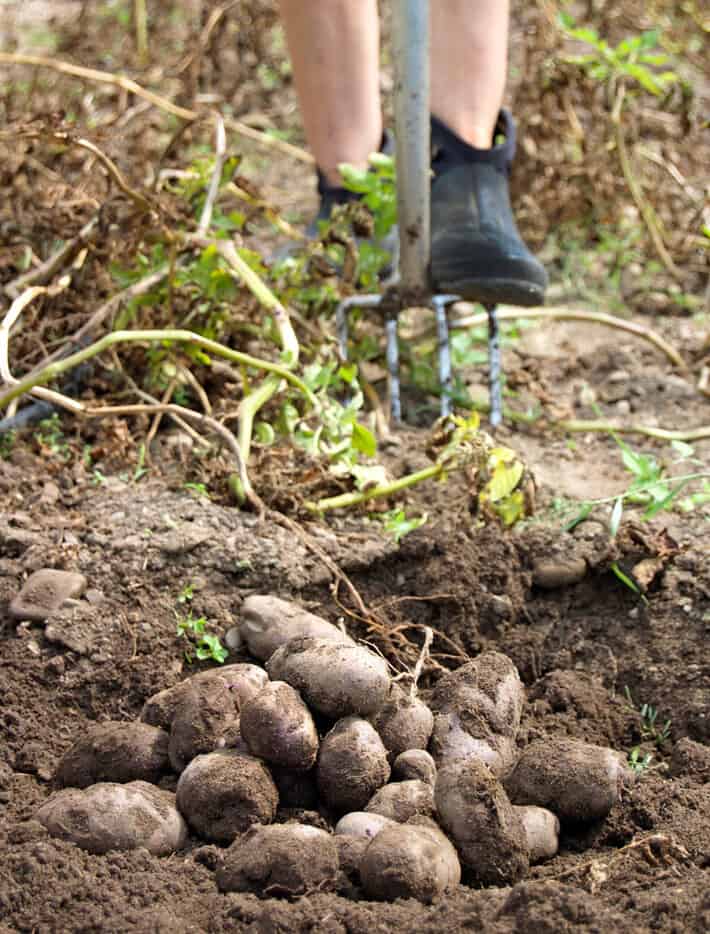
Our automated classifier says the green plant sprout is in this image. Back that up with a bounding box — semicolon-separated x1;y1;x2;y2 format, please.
624;686;672;746
176;609;228;664
628;746;653;775
380;508;428;544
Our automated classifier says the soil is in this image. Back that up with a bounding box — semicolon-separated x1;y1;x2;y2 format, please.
1;1;709;931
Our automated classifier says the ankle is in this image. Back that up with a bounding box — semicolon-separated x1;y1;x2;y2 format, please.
431;111;516;176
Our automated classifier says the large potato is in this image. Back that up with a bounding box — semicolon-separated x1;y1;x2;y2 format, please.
141;663;268;730
240;681;319;771
364;780;436;822
435;758;529;885
168;677;239;772
176;750;278;844
266;638;390;719
240;595;354;661
317;717;390;813
55;722;169;787
430;652;525;777
514;805;560;863
216;823;339;897
359;820;461;903
369;685;434;759
37;781;186;855
505;738;624;821
393;749;437;786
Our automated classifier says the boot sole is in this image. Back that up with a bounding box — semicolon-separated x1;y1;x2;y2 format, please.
437;275;545;308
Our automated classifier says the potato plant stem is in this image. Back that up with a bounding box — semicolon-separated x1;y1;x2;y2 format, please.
308;462;444;513
0;329;316;411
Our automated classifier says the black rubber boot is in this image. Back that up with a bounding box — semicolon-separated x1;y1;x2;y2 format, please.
305;174;362;239
430;111;547;306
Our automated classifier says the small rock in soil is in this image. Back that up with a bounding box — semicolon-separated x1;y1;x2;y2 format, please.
37;781;187;855
9;568;87;622
532;557;587;589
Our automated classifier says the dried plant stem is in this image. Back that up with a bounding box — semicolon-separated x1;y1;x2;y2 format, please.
197;115;226;235
4;217;99;299
0;52;312;163
449;306;686;369
134;0;149;64
612;87;682;281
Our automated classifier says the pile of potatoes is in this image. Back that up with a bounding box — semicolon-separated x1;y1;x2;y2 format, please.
37;595;630;903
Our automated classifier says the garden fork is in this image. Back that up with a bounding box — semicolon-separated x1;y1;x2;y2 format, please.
335;0;503;426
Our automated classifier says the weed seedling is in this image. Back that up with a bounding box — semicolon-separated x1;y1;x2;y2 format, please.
176;610;228;664
624;686;672;746
628;746;653;775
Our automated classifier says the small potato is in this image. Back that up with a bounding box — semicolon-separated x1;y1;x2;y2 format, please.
176;750;278;844
364;780;435;822
370;685;434;759
140;663;268;730
505;738;623;821
267;638;391;719
240;681;319;771
430;652;525;777
334;811;396;840
435;758;529;885
37;781;186;855
317;717;390;813
514;805;560;863
393;749;437;786
240;595;354;661
360;820;461;903
216;823;339;897
55;721;169;788
168;677;239;772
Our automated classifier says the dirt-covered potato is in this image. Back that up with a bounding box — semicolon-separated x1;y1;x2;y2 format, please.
505;738;624;821
514;805;560;863
140;663;268;730
240;681;319;771
176;750;278;844
55;721;169;788
240;594;354;661
168;677;239;772
216;823;339;897
393;749;437;786
334;811;396;839
37;781;186;855
317;717;391;813
267;638;391;719
435;758;529;885
364;780;436;822
336;834;370;880
369;685;434;759
430;651;525;777
359;820;461;903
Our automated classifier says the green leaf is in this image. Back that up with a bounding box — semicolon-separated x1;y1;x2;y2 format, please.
485;457;524;503
610;561;644;597
351;421;377;458
671;440;694;460
254;422;275;445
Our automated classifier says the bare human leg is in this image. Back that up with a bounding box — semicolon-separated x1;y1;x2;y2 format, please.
277;0;382;185
430;0;510;149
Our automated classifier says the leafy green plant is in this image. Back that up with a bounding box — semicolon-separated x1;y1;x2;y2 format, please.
380;508;428;544
34;413;70;459
0;429;15;460
176;610;228;664
558;14;679;97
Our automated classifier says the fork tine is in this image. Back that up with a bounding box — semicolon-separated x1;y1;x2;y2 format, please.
486;303;503;427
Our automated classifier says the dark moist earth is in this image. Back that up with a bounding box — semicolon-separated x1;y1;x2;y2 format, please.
1;1;709;931
1;320;709;933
